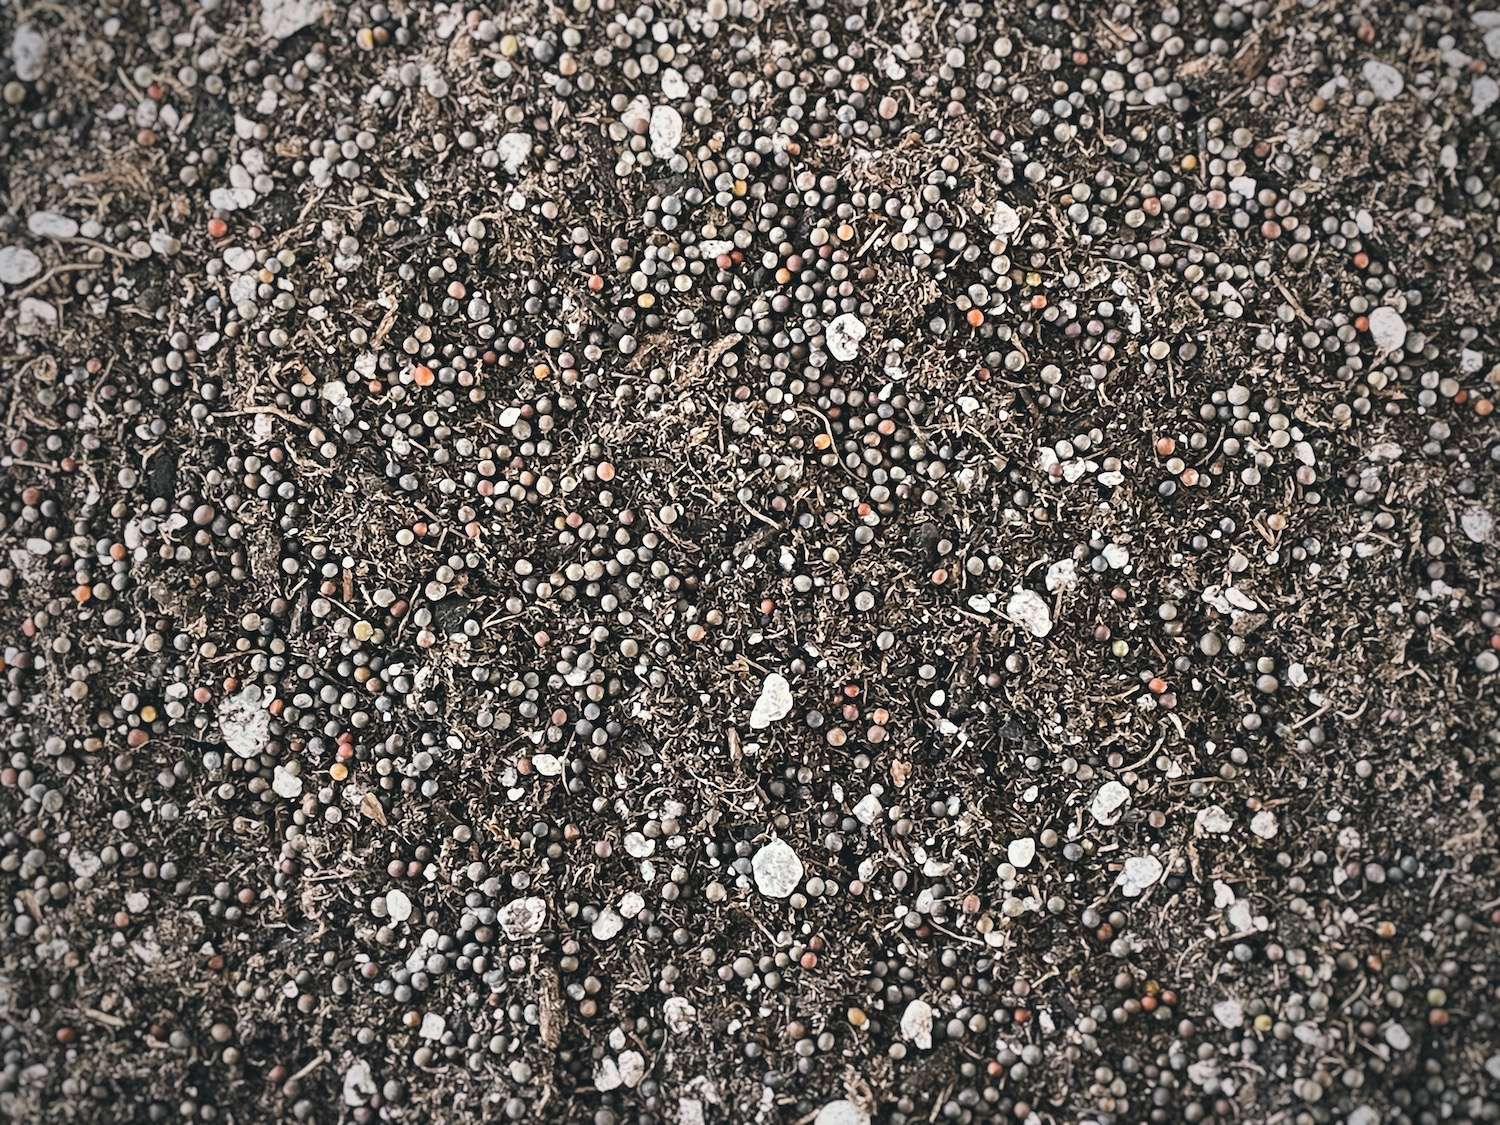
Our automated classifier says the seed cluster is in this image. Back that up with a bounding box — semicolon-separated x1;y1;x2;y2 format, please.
2;2;1499;1124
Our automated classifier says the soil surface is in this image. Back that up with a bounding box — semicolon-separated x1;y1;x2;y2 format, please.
1;1;1499;1124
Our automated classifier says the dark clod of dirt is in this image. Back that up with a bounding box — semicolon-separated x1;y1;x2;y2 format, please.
2;1;1500;1123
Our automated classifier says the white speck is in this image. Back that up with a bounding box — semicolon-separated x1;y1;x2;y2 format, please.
532;753;564;776
497;896;547;940
1224;586;1259;611
663;996;697;1034
815;1102;871;1125
1384;1023;1412;1051
1250;810;1279;839
616;1050;646;1088
1228;900;1254;931
1045;558;1078;593
262;0;326;40
661;68;688;100
1368;306;1407;352
498;132;531;175
1117;855;1164;897
418;1012;446;1040
990;200;1021;238
218;687;271;759
342;1059;377;1107
595;1057;623;1092
751;838;803;898
209;187;246;212
272;764;303;800
68;851;101;879
1005;589;1053;637
0;246;42;286
17;297;56;335
592;909;624;941
1362;60;1404;101
10;24;47;81
1213;998;1244;1029
1461;507;1494;545
1475;76;1500;116
649;105;683;158
900;998;934;1049
1195;805;1233;835
624;831;655;858
966;594;993;614
853;793;883;826
619;891;645;919
385;888;412;923
1007;837;1036;869
1091;781;1130;825
749;672;794;729
825;312;867;361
